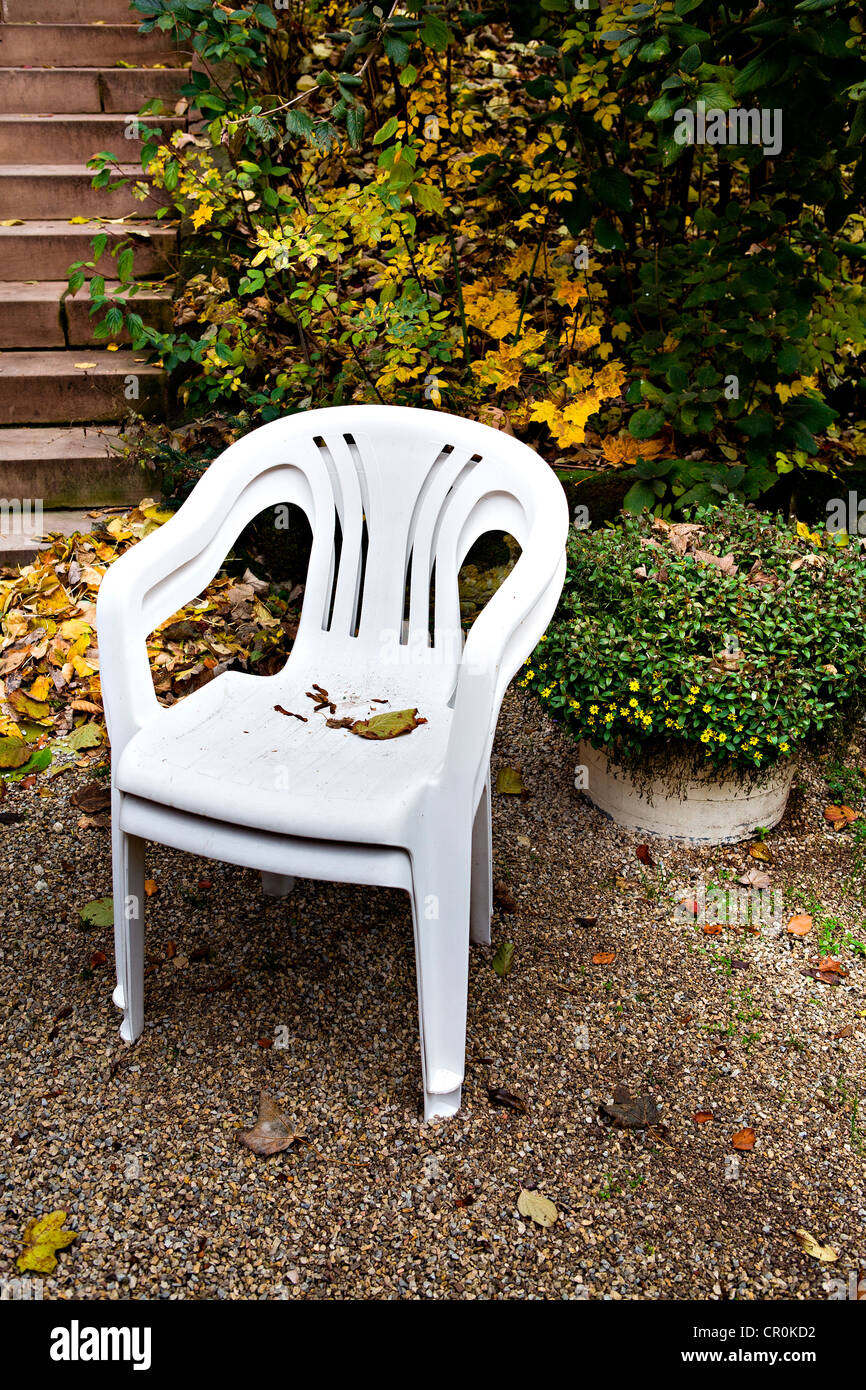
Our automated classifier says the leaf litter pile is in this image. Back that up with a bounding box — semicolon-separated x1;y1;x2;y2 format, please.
0;500;304;784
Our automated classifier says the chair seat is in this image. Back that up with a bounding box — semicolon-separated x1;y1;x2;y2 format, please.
115;664;453;845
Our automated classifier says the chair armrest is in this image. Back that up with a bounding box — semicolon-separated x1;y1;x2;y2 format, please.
443;544;567;806
96;442;282;753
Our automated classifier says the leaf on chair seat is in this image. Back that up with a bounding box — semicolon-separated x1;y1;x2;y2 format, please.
350;708;427;740
239;1090;301;1157
79;896;113;928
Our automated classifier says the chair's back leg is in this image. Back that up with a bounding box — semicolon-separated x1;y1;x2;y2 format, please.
470;766;493;945
410;828;473;1121
111;797;145;1044
261;872;296;898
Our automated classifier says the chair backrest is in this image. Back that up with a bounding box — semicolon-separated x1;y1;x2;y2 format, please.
207;405;566;695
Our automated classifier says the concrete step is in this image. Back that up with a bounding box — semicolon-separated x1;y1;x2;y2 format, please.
0;24;186;68
0;66;190;115
0;425;146;508
0;113;187;164
0;281;172;348
0;349;166;423
0;219;176;281
0;164;165;218
0;506;100;567
2;0;138;21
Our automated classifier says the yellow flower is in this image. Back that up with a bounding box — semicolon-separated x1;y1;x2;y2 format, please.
690;686;700;695
779;742;789;753
702;703;711;713
629;679;639;692
589;704;599;715
629;697;638;708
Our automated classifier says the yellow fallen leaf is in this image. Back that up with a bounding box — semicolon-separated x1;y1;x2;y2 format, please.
496;766;527;795
60;618;92;641
17;1210;77;1274
517;1189;558;1228
74;362;98;370
28;675;52;701
107;343;119;351
795;1229;837;1263
1;219;25;227
68;217;92;225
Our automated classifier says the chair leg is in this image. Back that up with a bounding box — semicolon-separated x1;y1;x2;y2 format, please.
470;769;493;946
261;872;295;898
111;805;145;1044
410;834;472;1122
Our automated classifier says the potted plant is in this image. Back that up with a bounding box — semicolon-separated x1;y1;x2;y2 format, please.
521;501;866;843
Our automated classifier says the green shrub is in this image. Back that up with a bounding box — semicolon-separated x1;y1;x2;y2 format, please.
71;0;865;510
523;501;866;770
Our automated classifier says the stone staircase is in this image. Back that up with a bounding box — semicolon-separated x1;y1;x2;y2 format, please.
0;0;188;562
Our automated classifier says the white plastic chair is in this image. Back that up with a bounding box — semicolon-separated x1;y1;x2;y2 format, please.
98;405;568;1119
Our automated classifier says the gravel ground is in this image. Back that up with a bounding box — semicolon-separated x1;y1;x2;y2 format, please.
1;688;864;1301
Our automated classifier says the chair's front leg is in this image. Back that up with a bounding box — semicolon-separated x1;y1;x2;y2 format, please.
111;794;145;1043
470;767;493;945
409;824;473;1122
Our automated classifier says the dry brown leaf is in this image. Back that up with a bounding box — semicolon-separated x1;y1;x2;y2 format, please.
824;804;861;830
748;842;772;863
592;951;616;965
693;1110;714;1123
239;1091;301;1156
732;1127;756;1151
737;867;771;890
787;914;813;936
817;956;845;976
517;1189;558;1228
795;1229;837;1262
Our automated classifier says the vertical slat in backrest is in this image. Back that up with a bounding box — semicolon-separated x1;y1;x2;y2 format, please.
431;461;531;655
312;432;366;636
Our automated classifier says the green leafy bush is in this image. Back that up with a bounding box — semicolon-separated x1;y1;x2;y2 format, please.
70;0;865;510
523;501;866;770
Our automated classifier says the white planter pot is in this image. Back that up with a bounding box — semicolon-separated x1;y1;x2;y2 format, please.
578;740;795;845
